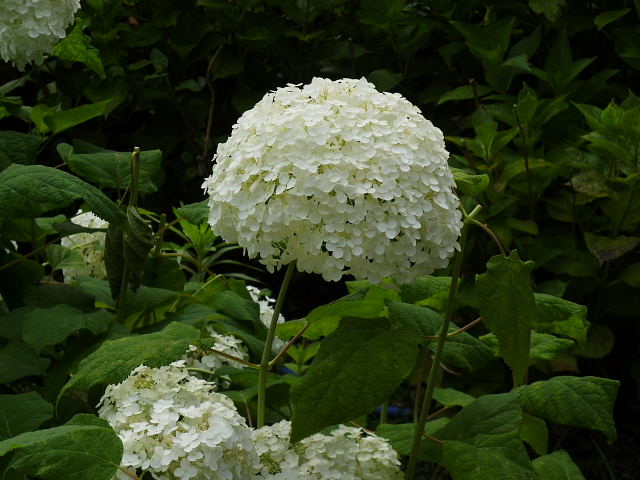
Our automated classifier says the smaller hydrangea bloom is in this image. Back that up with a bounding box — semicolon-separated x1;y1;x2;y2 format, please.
247;285;286;353
252;420;403;479
203;77;462;283
98;362;260;480
0;0;81;70
60;211;108;281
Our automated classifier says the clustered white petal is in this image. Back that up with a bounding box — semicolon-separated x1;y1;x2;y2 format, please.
252;420;403;479
98;362;260;480
0;0;80;70
247;285;286;353
182;328;249;381
60;211;108;281
203;77;462;283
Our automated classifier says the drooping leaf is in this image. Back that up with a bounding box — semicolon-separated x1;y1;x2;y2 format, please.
0;392;53;440
532;450;586;479
533;294;590;345
584;232;640;265
476;251;536;386
58;143;162;194
104;223;125;299
0;164;126;228
22;305;113;353
519;413;548;456
0;342;50;383
290;317;417;442
0;414;122;480
59;322;200;399
517;376;620;442
123;206;155;292
53;24;106;78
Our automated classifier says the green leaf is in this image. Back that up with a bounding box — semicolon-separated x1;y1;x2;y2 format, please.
44;244;85;272
58;143;162;194
584;233;640;265
520;413;548;456
120;285;179;318
375;418;449;460
143;256;185;291
22;305;113;353
367;69;403;91
174;199;209;224
0;342;50;383
0;131;41;172
476;251;536;386
574;324;615;359
529;0;566;21
442;435;535;480
517;376;620;442
399;275;451;310
533;294;590;345
123;206;155;292
594;9;630;30
437;85;492;105
532;450;586;479
0;164;126;228
290;317;417;442
210;290;259;324
104;223;124;299
0;414;122;480
59;322;199;398
570;170;610;197
44;100;112;135
437;392;523;443
452;18;515;65
619;262;640;287
480;331;574;362
0;392;53;440
433;388;475;407
53;24;106;78
451;168;490;196
0;255;44;310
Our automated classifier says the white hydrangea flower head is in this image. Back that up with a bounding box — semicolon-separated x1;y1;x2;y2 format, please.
182;328;249;388
0;0;81;70
98;362;260;480
203;77;462;284
60;210;108;281
252;420;403;480
247;285;286;353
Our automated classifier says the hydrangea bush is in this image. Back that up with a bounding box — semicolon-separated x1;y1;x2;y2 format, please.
0;0;80;70
98;363;260;480
203;77;463;283
252;420;403;480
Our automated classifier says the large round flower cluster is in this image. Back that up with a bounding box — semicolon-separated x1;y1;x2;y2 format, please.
252;420;403;479
203;77;462;283
0;0;81;70
98;362;259;480
60;211;108;281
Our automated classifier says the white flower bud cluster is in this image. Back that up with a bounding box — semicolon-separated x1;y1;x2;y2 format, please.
252;420;403;479
60;211;108;281
182;328;249;384
247;286;286;353
0;0;81;70
203;77;462;283
98;362;260;480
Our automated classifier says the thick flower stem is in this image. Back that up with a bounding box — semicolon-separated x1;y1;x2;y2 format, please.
405;206;479;480
257;261;296;428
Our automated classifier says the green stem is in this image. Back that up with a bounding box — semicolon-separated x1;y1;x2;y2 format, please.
257;261;296;427
380;400;389;424
405;207;477;480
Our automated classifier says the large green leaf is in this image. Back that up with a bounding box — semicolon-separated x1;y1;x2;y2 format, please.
517;376;619;442
476;251;536;386
0;414;122;480
58;143;162;194
375;418;449;461
442;434;535;480
584;232;640;265
290;317;417;442
532;450;586;479
0;342;50;383
53;24;106;79
0;131;41;171
0;392;53;440
481;331;574;362
0;165;126;228
43;100;112;135
399;275;451;311
533;294;590;345
22;305;113;354
59;322;200;399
